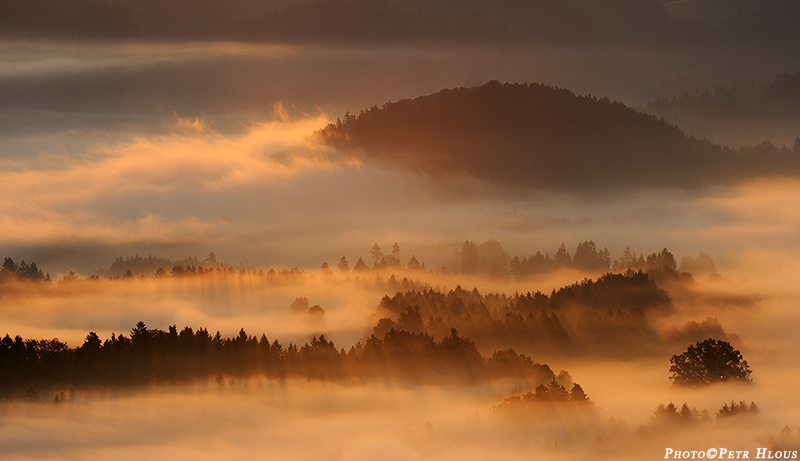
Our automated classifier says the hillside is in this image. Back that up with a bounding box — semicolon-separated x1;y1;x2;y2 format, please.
644;72;800;147
318;81;800;191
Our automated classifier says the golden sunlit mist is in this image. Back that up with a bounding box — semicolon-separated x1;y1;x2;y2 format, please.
3;9;800;458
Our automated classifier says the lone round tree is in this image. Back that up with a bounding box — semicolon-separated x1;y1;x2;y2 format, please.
669;338;752;387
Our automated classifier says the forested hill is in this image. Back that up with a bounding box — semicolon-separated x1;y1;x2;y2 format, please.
643;72;800;148
318;81;800;191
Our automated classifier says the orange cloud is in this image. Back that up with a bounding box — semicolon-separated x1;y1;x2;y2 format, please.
0;110;356;246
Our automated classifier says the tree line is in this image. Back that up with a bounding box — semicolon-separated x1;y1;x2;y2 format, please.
1;257;50;283
511;243;687;280
638;399;760;436
2;249;713;359
488;377;597;444
2;239;701;286
0;320;566;399
370;270;695;358
0;254;311;288
328;240;696;282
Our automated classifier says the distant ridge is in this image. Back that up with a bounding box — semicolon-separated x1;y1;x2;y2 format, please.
318;81;800;191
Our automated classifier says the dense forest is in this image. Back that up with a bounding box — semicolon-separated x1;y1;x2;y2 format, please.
366;269;719;358
0;320;572;398
0;257;725;397
318;81;800;191
0;246;717;394
1;0;799;47
0;241;732;394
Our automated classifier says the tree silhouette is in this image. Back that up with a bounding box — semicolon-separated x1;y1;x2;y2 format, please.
573;240;611;272
647;248;677;271
370;243;383;267
1;257;19;281
546;379;569;401
716;400;759;419
291;297;310;314
460;240;480;274
680;252;716;276
613;246;640;271
353;257;369;272
669;338;752;387
320;262;332;275
386;242;401;267
0;317;589;392
570;383;591;404
0;257;47;282
553;243;572;267
396;305;424;333
81;332;102;351
23;387;41;403
337;256;349;272
130;321;150;346
52;391;67;405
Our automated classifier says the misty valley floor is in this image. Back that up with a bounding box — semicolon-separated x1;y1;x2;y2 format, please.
1;372;798;461
2;268;800;460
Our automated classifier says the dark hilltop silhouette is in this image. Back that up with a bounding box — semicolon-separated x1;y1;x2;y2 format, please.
318;81;800;191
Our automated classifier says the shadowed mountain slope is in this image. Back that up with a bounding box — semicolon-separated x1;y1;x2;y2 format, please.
318;81;800;191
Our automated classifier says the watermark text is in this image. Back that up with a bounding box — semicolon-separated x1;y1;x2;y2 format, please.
665;448;799;459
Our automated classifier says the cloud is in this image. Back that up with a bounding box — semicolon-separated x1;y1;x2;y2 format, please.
702;177;800;244
0;108;354;250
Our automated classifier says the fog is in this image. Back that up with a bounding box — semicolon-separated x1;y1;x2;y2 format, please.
2;254;800;459
3;33;800;460
0;381;613;461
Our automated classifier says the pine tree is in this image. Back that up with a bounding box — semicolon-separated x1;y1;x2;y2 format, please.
569;383;591;404
460;240;480;274
553;243;572;267
370;243;383;267
338;256;349;272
